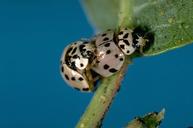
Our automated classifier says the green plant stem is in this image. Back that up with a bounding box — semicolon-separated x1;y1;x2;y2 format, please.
76;60;130;128
118;0;133;28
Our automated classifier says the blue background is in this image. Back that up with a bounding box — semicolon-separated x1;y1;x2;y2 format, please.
0;0;193;128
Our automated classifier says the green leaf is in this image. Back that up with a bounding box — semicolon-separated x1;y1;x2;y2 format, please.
82;0;193;56
82;0;134;30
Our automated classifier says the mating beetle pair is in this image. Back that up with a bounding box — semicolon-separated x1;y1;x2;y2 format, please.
60;28;147;92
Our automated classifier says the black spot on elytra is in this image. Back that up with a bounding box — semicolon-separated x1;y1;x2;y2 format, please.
71;77;75;81
67;47;73;54
103;37;109;41
120;58;124;61
96;60;100;63
104;43;110;47
119;31;123;35
82;88;89;91
102;33;107;37
103;64;109;70
79;44;85;51
80;63;84;67
65;56;71;66
123;40;130;46
115;54;119;58
106;50;111;54
61;66;64;72
64;74;69;80
72;55;79;59
71;47;77;55
79;77;84;81
70;61;77;71
120;44;125;49
123;33;129;38
127;50;130;54
109;68;118;73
